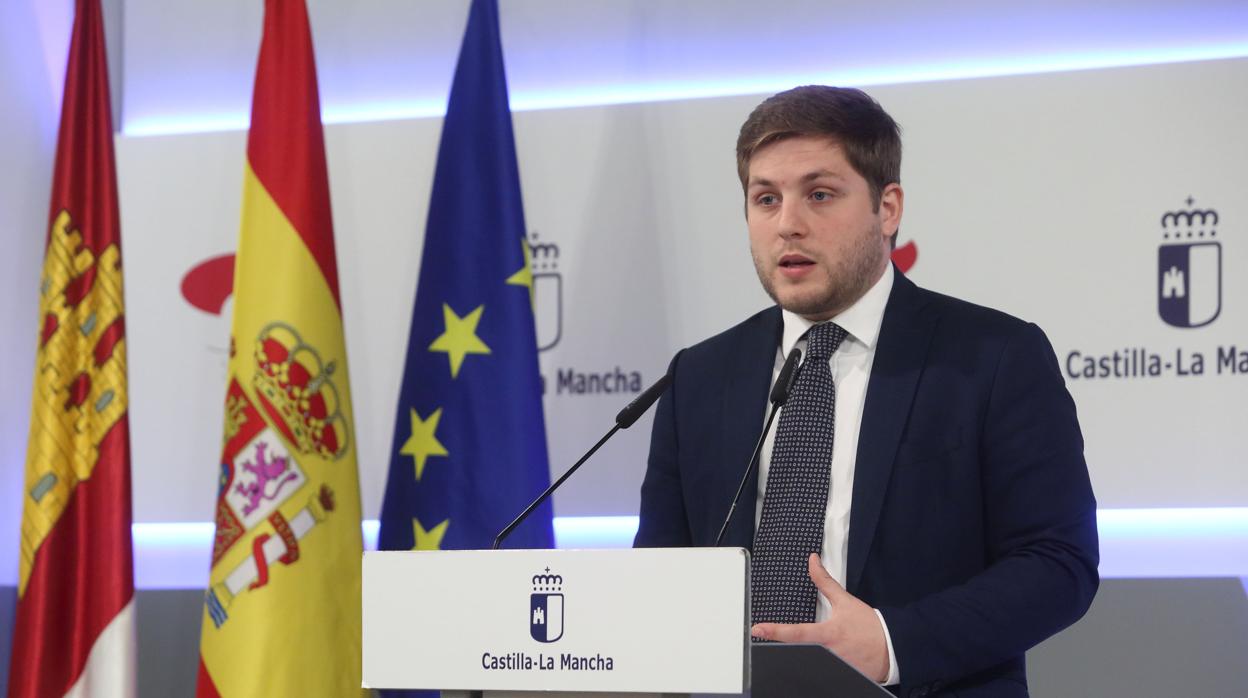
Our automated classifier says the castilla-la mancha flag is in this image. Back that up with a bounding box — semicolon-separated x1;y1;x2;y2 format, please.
8;0;137;695
196;1;364;695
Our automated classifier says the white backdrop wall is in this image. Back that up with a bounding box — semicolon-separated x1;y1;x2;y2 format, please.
5;0;1248;564
117;56;1248;527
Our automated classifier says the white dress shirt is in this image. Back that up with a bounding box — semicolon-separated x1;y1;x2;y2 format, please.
753;263;900;686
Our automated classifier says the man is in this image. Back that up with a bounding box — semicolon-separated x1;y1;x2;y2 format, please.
634;86;1099;697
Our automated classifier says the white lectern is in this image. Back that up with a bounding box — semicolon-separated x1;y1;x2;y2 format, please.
362;548;890;697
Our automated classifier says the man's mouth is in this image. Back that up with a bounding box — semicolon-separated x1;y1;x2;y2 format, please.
778;254;815;269
777;254;816;280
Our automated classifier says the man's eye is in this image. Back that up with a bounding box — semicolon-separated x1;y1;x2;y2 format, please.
757;194;777;205
811;190;831;201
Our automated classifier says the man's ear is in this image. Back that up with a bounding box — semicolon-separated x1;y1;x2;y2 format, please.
880;183;904;240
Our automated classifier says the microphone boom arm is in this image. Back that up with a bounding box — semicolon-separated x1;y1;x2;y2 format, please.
492;424;620;550
492;373;672;550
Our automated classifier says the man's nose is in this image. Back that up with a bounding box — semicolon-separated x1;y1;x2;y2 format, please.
777;198;808;239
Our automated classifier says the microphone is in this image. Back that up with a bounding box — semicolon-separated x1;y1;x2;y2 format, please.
616;373;674;428
713;347;802;547
492;372;673;550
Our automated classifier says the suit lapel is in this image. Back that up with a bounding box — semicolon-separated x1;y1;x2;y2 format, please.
846;272;938;593
714;307;782;549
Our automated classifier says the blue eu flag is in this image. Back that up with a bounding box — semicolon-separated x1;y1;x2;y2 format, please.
379;0;554;561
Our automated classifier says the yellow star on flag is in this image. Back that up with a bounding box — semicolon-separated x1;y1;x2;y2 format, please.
413;517;450;551
506;237;535;307
400;407;448;480
428;303;491;378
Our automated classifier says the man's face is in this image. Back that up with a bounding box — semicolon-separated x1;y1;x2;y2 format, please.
746;135;902;321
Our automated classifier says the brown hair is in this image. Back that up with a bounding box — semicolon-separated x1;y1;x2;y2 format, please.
736;86;901;210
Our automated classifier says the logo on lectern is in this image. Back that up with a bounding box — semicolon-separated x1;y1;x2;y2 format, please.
530;568;564;643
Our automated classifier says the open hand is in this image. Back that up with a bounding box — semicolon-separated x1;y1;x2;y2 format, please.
751;553;890;682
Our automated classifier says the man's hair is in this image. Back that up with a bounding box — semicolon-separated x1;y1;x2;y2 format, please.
736;86;902;210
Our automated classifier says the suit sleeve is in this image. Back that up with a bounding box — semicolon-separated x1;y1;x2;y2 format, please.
634;351;693;548
879;322;1100;688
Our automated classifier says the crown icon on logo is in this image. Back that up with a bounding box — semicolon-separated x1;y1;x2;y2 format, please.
1161;197;1219;241
532;569;563;592
528;232;560;272
252;322;349;460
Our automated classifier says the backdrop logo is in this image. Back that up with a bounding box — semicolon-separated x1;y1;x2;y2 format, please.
529;232;562;352
182;253;235;315
530;568;564;643
891;239;918;274
1158;197;1221;329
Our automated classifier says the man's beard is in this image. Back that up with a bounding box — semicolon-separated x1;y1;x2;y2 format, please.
752;220;888;320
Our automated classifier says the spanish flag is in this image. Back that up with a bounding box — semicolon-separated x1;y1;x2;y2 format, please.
8;0;136;695
196;1;364;695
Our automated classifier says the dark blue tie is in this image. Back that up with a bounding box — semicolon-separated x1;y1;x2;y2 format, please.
751;321;848;626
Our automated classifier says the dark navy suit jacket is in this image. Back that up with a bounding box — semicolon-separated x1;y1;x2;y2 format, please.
635;270;1099;698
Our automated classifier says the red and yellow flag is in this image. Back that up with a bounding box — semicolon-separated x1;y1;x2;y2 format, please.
196;1;364;695
8;0;136;696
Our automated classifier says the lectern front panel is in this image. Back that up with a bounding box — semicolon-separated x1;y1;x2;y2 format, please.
363;548;749;694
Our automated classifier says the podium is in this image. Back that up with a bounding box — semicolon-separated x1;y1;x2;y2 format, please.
363;548;890;697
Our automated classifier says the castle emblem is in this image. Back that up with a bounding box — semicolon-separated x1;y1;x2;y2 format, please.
1158;197;1222;328
20;211;128;593
529;232;562;352
530;568;565;643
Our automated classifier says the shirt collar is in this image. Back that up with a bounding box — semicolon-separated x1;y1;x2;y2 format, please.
780;263;894;356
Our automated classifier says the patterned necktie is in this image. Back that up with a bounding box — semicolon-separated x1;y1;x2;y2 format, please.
751;321;848;626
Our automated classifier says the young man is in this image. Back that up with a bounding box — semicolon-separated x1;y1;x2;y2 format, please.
635;86;1099;697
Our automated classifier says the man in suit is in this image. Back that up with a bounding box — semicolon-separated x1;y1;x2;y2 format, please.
634;86;1099;697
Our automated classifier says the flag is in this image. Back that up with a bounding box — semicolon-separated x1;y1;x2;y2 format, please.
8;0;136;695
378;0;554;556
196;1;364;695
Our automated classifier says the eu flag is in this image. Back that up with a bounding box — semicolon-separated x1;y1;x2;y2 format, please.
378;0;554;561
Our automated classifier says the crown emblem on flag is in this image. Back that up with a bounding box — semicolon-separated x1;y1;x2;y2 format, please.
252;322;349;460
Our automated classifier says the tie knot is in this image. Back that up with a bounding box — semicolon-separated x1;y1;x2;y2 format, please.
804;322;848;361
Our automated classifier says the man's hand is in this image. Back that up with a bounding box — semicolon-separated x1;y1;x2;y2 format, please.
751;553;890;683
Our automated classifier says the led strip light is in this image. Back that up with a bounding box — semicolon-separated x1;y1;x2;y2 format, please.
122;44;1248;137
132;509;1248;589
